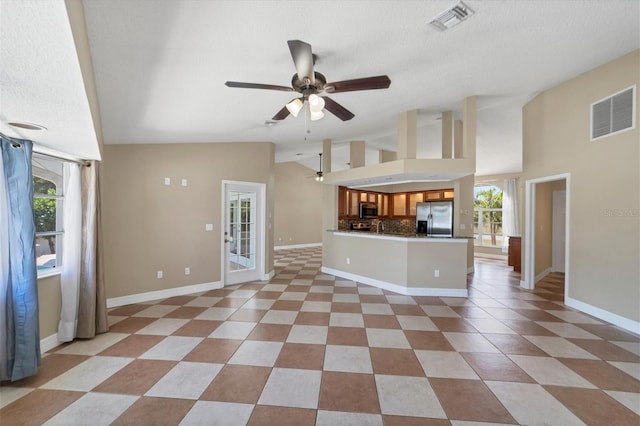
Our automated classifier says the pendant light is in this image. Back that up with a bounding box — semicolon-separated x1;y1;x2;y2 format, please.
315;153;324;182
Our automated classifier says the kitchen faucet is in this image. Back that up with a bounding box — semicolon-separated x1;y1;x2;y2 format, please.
376;220;385;233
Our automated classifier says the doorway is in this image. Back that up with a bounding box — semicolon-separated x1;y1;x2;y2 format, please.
523;174;570;301
552;190;566;273
222;181;265;285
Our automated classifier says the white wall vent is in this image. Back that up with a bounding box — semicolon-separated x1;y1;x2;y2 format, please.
591;85;636;141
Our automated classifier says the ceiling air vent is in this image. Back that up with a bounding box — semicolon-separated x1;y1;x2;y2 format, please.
591;85;636;141
429;1;474;31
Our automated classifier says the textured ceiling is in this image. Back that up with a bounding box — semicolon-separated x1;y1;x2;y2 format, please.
2;1;639;174
0;0;100;160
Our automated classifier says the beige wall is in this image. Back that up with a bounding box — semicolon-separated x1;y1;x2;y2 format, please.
522;49;639;322
535;181;553;277
102;142;275;299
274;162;324;246
38;274;62;340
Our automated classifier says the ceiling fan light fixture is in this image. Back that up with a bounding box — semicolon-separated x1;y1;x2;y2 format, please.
308;94;325;113
310;109;324;121
286;98;304;117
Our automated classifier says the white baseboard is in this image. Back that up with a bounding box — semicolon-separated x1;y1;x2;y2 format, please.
565;296;640;335
107;281;222;308
535;267;551;283
321;266;468;298
40;333;62;353
474;253;508;260
274;242;322;250
262;270;275;281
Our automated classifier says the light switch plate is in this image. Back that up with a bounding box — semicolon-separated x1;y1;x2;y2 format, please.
164;177;170;186
205;224;213;231
181;179;187;187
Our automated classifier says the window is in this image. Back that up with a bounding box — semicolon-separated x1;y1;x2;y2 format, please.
32;154;64;276
474;185;503;247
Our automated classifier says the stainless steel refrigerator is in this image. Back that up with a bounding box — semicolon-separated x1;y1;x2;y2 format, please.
416;201;454;237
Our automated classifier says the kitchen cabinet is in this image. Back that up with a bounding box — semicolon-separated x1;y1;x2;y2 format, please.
338;187;389;218
408;193;424;216
392;193;407;216
508;236;521;272
378;194;389;216
338;186;453;219
425;190;454;201
350;191;358;216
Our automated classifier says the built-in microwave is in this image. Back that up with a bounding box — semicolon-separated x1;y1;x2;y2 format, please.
359;202;378;219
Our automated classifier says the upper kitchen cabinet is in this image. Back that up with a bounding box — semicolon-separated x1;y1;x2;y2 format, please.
392;193;407;217
408;192;424;216
425;189;455;201
339;186;454;219
339;186;389;219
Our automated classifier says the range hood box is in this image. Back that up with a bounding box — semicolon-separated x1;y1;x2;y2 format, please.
323;158;475;188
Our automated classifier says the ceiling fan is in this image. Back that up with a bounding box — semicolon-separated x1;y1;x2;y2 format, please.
225;40;391;122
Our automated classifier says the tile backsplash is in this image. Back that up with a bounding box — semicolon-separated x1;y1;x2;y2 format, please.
339;218;416;234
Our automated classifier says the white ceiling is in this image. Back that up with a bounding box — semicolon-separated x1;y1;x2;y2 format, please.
1;1;639;175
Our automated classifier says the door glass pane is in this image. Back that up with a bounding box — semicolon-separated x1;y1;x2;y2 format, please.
228;190;256;271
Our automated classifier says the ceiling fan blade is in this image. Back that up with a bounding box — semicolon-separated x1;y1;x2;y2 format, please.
225;81;293;92
287;40;315;84
322;96;355;121
272;105;290;121
324;75;391;93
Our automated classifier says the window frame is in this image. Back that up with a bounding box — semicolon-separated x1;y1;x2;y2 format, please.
32;154;65;278
473;185;504;248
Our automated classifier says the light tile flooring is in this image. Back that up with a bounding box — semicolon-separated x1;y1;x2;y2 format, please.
1;246;639;425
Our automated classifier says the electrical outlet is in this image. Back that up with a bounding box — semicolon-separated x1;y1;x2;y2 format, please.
157;270;163;279
184;267;190;275
346;257;351;265
434;269;440;278
460;223;466;230
205;224;213;231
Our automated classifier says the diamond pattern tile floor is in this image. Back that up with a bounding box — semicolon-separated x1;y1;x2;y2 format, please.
1;246;638;425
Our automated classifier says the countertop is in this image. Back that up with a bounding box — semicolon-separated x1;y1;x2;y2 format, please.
328;230;472;243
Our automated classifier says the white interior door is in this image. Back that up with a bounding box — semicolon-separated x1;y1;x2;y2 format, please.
223;181;264;285
552;190;566;273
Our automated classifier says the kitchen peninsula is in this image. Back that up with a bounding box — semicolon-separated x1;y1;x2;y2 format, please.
320;103;478;297
322;230;469;297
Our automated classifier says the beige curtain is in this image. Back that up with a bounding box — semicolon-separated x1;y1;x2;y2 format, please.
76;161;108;338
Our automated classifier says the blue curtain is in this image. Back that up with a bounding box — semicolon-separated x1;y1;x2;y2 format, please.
1;135;41;381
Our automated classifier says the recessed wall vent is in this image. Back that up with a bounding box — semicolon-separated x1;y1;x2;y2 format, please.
591;85;636;141
429;1;474;31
